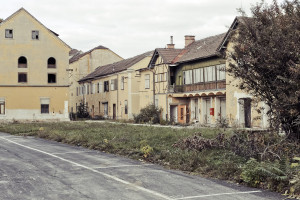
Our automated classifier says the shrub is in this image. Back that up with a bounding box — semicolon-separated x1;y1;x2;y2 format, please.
133;104;161;124
76;102;90;118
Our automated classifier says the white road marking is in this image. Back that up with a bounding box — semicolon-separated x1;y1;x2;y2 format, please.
0;137;173;200
52;151;93;155
93;164;153;169
174;190;262;199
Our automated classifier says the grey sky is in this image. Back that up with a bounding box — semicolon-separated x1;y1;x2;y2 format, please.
1;0;283;58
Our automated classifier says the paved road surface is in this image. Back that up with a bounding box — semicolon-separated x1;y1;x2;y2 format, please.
0;132;287;200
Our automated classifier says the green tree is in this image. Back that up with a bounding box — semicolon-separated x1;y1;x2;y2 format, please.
226;0;300;139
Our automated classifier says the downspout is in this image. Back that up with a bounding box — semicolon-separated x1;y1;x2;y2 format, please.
117;73;119;120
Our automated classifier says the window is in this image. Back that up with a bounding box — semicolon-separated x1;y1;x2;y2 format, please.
87;84;89;95
124;100;128;114
164;73;167;82
183;70;192;84
47;57;56;68
90;83;94;94
32;30;39;40
155;74;158;82
99;82;103;93
121;76;124;90
111;79;118;91
204;66;216;82
18;73;27;83
111;79;115;91
18;56;27;68
0;98;5;115
48;73;56;83
5;29;13;38
217;64;226;80
193;68;204;83
76;87;78;96
145;74;150;89
40;98;50;114
160;73;164;82
97;83;100;93
104;81;109;92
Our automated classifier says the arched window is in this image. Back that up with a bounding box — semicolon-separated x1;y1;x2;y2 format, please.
47;57;56;68
18;56;27;68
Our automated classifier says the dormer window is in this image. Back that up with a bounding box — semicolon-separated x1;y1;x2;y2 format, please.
47;57;56;68
18;56;27;68
32;30;39;40
5;29;13;38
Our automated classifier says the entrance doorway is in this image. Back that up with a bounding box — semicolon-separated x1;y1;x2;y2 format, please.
113;104;116;120
238;98;251;128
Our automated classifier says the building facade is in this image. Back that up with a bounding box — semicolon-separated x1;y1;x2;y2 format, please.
78;51;153;120
69;45;123;114
0;8;71;121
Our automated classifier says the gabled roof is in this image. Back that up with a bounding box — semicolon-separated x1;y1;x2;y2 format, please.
217;16;247;52
0;8;71;50
148;48;183;68
175;33;226;64
79;51;153;82
69;45;114;63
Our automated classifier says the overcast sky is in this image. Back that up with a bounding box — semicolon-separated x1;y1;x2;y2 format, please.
2;0;284;59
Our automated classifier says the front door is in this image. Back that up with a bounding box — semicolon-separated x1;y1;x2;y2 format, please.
177;105;186;124
238;98;251;128
113;104;116;120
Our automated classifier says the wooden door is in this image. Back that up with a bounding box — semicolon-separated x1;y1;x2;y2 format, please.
113;104;116;120
177;105;186;124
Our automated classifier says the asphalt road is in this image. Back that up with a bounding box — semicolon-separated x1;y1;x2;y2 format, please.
0;132;287;200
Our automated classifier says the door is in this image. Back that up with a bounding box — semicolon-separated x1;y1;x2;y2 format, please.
220;98;226;119
92;105;95;118
170;105;178;123
203;98;211;124
103;103;108;118
177;105;186;124
238;98;251;128
113;104;116;120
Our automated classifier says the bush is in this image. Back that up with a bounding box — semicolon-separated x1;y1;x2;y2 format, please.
133;104;162;124
76;102;90;118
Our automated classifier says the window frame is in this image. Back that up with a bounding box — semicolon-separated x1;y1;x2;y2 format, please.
47;57;56;68
32;30;39;40
145;74;150;89
5;29;13;38
0;98;5;115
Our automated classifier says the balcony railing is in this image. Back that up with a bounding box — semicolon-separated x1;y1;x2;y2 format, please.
169;80;226;93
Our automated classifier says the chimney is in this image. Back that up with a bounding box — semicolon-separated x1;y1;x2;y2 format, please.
185;35;195;47
167;36;175;49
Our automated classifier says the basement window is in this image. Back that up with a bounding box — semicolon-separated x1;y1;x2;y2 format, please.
5;29;13;38
32;30;39;40
48;73;56;83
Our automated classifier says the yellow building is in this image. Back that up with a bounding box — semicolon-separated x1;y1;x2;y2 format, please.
78;51;153;119
0;8;71;121
217;17;270;128
69;45;123;113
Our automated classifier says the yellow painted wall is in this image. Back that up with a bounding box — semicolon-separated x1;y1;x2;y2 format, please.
69;49;123;113
0;9;70;121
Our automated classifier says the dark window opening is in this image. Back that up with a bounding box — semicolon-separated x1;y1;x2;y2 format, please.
18;73;27;83
5;29;13;38
18;56;27;68
32;30;39;40
104;81;109;92
47;57;56;68
41;104;49;114
48;74;56;83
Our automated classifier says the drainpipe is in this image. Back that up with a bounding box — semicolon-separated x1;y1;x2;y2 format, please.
117;73;119;120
